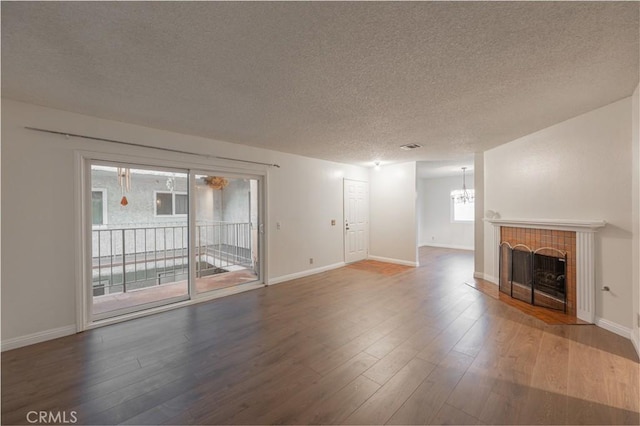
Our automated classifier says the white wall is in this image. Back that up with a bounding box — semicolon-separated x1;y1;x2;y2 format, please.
1;99;369;345
369;162;418;266
632;83;640;354
483;97;633;331
267;154;368;279
418;175;474;250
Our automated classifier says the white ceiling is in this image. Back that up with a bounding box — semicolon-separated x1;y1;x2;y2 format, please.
417;160;474;180
2;2;638;166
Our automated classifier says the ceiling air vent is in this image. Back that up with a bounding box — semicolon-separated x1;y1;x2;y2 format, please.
400;143;422;150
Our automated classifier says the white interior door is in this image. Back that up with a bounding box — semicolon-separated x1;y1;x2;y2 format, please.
344;179;369;263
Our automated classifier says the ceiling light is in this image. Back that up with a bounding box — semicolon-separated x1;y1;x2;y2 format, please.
400;143;422;150
451;167;474;204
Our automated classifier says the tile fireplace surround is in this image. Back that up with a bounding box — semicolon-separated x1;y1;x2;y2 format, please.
486;218;606;323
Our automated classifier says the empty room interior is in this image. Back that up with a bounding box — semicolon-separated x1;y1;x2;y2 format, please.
2;2;640;425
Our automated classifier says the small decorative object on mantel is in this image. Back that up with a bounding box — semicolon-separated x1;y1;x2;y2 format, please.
203;176;229;190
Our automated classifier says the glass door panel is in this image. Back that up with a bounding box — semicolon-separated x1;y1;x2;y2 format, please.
90;163;190;319
194;174;259;294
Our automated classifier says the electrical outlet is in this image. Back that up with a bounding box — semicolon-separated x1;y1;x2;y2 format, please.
309;258;314;265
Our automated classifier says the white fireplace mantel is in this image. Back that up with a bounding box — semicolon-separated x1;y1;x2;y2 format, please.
485;218;606;232
486;217;606;324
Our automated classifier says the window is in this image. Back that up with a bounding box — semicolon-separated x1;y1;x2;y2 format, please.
175;193;188;215
155;191;188;216
91;189;106;225
451;189;475;222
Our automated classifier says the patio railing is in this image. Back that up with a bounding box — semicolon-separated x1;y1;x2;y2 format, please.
92;222;253;296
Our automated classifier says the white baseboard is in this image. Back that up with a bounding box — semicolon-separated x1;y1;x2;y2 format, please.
2;324;77;352
473;272;498;284
367;255;418;267
419;243;474;251
268;262;346;286
595;317;633;340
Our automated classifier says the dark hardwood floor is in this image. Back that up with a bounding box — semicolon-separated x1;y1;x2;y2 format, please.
2;247;639;425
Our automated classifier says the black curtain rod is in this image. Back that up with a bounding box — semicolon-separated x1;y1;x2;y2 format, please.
24;126;281;168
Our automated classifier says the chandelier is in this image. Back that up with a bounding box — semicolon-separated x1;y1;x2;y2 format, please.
451;167;474;204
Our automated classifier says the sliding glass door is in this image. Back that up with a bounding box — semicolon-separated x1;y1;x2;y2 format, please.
194;173;260;294
90;163;190;319
87;160;263;322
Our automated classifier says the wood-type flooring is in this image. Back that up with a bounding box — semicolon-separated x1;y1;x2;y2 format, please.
2;247;638;425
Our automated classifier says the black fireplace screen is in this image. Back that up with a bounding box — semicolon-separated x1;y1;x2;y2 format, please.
499;243;567;312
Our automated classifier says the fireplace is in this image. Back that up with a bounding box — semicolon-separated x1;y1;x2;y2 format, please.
499;243;567;312
487;218;606;323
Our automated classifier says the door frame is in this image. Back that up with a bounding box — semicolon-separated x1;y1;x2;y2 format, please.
88;160;192;322
190;168;265;296
75;150;267;331
343;179;369;264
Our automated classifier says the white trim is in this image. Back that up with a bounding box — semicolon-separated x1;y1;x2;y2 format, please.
188;173;197;300
420;242;474;251
75;152;90;332
367;255;418;267
485;218;606;232
2;325;77;352
474;271;498;284
83;150;267;176
268;262;346;285
594;317;633;340
576;232;596;323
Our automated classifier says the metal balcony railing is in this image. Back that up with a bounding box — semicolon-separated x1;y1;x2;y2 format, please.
92;222;254;296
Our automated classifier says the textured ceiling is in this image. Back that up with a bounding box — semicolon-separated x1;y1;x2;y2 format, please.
2;2;638;166
417;160;474;180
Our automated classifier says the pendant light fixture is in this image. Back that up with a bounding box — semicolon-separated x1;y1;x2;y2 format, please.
451;167;474;204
